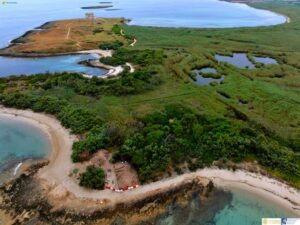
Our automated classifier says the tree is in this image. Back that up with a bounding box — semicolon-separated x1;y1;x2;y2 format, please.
79;166;106;189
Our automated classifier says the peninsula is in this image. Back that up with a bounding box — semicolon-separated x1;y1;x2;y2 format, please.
0;0;300;224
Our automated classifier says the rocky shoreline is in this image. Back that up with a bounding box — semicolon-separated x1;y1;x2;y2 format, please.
0;162;215;225
0;21;56;54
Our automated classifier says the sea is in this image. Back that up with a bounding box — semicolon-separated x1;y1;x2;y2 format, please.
0;0;285;76
0;115;51;185
0;0;294;224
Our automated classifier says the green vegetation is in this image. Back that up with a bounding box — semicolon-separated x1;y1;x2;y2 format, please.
100;48;165;66
0;92;102;134
0;1;300;188
79;165;106;189
72;124;123;162
99;40;123;50
112;24;122;35
112;104;299;183
93;28;104;34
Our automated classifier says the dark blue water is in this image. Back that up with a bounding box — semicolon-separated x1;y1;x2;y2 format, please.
0;54;106;77
0;0;286;48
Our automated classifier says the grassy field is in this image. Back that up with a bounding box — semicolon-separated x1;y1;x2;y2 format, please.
1;18;126;53
1;1;300;186
121;1;300;148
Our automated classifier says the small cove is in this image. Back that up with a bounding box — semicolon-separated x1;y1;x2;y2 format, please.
0;115;51;185
0;54;107;77
156;186;297;225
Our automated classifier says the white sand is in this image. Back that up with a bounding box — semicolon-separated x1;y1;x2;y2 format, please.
78;49;113;58
78;49;134;78
130;39;137;47
0;107;299;215
126;62;135;73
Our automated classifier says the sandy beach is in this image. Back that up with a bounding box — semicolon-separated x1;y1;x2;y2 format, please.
78;49;134;78
0;107;299;216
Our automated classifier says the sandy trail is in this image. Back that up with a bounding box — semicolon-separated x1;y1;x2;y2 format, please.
126;62;135;73
78;49;113;58
0;107;299;216
130;38;137;47
65;27;71;40
78;49;134;78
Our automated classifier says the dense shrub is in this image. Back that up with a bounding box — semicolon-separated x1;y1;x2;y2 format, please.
113;104;300;183
93;28;104;34
79;165;105;189
26;69;162;97
99;40;123;50
100;48;165;66
112;24;122;35
71;124;123;162
58;106;102;134
0;93;101;134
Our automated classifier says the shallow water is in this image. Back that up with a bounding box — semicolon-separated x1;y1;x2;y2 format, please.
254;56;278;65
215;53;255;69
200;67;217;74
0;116;51;185
195;74;225;86
192;69;224;86
212;187;295;225
0;0;286;48
0;54;106;77
156;187;296;225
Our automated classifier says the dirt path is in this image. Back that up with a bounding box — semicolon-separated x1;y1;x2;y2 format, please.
126;62;135;73
66;27;71;39
130;38;137;47
78;49;134;78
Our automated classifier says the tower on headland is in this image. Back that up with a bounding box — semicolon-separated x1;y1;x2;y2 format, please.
85;13;95;27
85;13;95;20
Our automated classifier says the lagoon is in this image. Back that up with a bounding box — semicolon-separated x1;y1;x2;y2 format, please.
0;55;107;77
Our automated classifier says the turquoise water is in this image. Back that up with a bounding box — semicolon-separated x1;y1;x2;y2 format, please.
0;55;107;77
156;187;296;225
212;188;295;225
0;0;286;48
0;116;51;184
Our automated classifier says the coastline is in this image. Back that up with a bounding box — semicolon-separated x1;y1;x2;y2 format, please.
0;107;299;218
0;49;126;79
197;169;300;216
